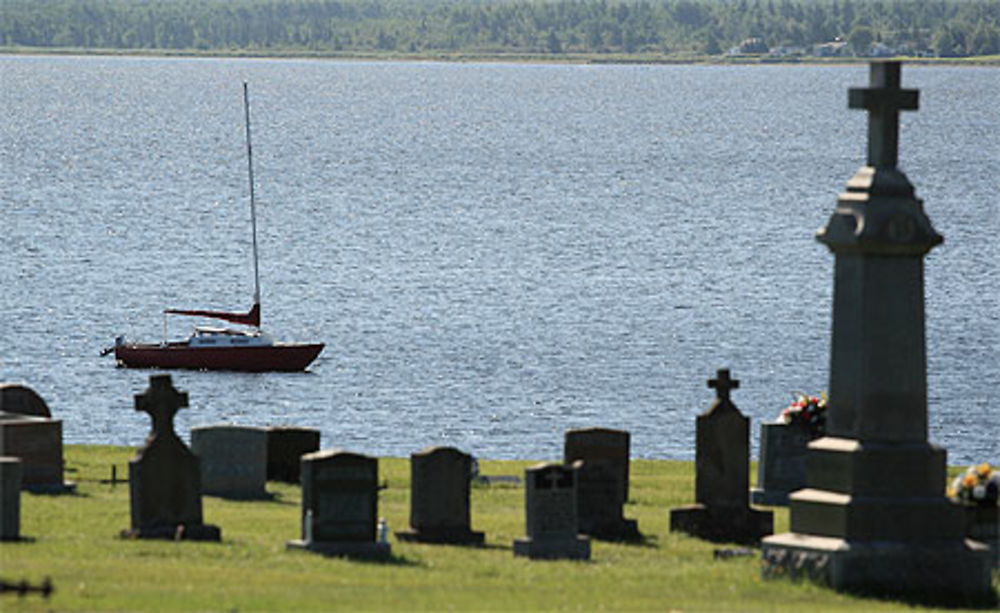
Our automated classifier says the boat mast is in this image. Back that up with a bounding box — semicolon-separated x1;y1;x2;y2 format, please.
243;82;262;321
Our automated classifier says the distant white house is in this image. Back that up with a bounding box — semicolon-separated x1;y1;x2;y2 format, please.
813;40;850;56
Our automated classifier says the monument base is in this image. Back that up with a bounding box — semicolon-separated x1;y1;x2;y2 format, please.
582;517;641;542
513;535;591;560
669;503;773;544
750;488;790;506
395;527;485;545
286;539;391;560
121;523;221;541
762;532;995;603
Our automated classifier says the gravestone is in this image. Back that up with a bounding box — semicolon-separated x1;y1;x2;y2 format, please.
761;62;992;601
1;456;22;541
751;421;815;506
395;446;484;545
287;450;390;559
564;428;639;540
266;426;320;483
191;425;268;499
669;369;773;544
124;375;221;541
513;462;591;560
0;385;73;493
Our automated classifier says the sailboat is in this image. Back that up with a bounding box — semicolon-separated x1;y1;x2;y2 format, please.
109;83;324;372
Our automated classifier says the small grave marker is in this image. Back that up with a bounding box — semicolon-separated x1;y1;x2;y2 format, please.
1;457;23;541
287;450;390;559
564;428;639;540
191;425;268;499
266;426;320;483
396;446;484;545
513;462;590;560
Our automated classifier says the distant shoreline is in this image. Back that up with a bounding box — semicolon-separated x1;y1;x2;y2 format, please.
4;45;1000;67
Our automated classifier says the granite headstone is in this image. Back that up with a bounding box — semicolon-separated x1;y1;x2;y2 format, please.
191;425;268;499
1;456;23;541
513;462;590;560
396;446;484;545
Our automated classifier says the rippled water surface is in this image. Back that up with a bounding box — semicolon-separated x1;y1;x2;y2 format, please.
1;55;997;464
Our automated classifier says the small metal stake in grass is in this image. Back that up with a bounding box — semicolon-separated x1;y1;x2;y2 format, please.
100;465;127;486
0;577;54;598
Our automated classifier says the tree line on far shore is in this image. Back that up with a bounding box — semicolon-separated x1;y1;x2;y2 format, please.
2;0;999;58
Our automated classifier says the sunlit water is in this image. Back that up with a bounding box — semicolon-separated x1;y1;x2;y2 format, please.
1;55;997;464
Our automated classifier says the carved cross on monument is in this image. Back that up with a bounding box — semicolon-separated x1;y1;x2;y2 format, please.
708;369;739;402
134;374;188;439
848;61;918;169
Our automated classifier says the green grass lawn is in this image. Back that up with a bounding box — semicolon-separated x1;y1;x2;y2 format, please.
1;445;995;611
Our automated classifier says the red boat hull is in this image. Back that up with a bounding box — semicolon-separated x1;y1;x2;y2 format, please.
115;342;324;372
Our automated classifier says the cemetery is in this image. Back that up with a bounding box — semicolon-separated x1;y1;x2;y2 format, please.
1;62;997;609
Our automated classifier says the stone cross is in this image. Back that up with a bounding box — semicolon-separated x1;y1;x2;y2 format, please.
135;374;188;439
848;62;918;169
708;369;739;402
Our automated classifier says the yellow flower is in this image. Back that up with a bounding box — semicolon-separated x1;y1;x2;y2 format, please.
976;463;991;479
962;473;978;489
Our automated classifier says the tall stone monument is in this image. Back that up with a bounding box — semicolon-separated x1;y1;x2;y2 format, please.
125;375;221;541
761;62;992;600
669;369;773;544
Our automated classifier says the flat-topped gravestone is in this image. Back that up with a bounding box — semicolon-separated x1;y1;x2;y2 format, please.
0;385;73;493
513;462;590;560
564;428;639;540
762;62;992;602
396;446;484;545
287;450;390;559
669;369;773;544
266;426;320;483
751;421;816;506
124;375;221;541
191;425;268;499
1;456;23;541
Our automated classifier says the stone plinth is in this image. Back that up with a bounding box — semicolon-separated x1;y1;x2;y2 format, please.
761;62;992;602
395;446;484;545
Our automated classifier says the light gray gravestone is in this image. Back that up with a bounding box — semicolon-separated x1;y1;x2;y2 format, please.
0;384;73;493
287;450;390;559
564;428;639;540
395;446;484;545
669;369;773;544
761;62;993;602
1;456;23;541
124;375;221;541
751;421;816;506
266;426;320;483
191;425;268;499
513;462;591;560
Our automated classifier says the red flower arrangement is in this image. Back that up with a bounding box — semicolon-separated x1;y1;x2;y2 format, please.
779;392;827;434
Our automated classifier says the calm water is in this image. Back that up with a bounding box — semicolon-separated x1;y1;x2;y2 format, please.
1;55;997;464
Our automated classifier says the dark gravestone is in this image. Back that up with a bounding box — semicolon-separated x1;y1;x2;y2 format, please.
287;450;390;559
751;421;815;506
191;425;268;499
266;427;320;483
762;62;992;600
396;446;484;545
1;456;22;541
0;385;73;493
564;427;638;540
669;369;773;544
0;384;52;417
124;375;221;541
513;462;591;560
